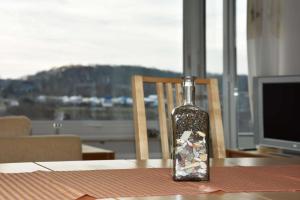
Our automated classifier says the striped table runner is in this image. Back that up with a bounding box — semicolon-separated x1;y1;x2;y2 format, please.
0;172;88;200
0;165;300;199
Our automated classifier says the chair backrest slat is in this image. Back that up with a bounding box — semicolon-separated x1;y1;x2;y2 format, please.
156;82;170;159
166;83;175;156
166;83;175;117
207;79;226;158
175;83;183;106
132;75;149;160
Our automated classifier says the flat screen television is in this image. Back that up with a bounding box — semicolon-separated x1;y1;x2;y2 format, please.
254;76;300;153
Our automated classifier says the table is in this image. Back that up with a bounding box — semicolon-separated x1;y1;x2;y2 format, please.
227;147;300;158
1;158;300;200
82;144;115;160
0;162;49;173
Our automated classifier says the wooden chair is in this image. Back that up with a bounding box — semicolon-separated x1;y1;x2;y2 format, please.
132;75;226;160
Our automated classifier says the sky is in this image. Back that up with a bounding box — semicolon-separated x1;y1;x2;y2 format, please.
0;0;247;79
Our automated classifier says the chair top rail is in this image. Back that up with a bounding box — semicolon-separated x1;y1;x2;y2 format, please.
141;76;211;84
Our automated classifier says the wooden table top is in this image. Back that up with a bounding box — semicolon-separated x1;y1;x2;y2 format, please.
1;158;300;200
0;162;49;173
82;144;114;153
82;144;115;160
36;157;300;171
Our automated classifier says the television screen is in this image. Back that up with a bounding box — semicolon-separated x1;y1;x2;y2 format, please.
263;83;300;142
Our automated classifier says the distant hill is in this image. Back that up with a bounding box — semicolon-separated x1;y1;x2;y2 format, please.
0;65;182;98
0;65;248;99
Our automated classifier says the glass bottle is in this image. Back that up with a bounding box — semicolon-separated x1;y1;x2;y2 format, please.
171;76;209;181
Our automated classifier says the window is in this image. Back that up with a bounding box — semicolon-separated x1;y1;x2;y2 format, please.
206;0;223;76
236;0;255;148
0;0;183;158
206;0;223;107
206;0;254;149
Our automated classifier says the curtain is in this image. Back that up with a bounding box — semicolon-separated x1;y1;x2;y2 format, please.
247;0;300;121
247;0;281;119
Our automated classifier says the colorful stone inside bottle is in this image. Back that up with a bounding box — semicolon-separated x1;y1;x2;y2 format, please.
174;129;208;181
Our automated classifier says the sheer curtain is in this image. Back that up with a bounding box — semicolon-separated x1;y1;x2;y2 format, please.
247;0;280;118
247;0;300;118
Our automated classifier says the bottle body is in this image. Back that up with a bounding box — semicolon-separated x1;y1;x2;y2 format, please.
171;77;209;181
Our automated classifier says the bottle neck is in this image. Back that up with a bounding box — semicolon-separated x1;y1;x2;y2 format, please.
183;84;195;105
